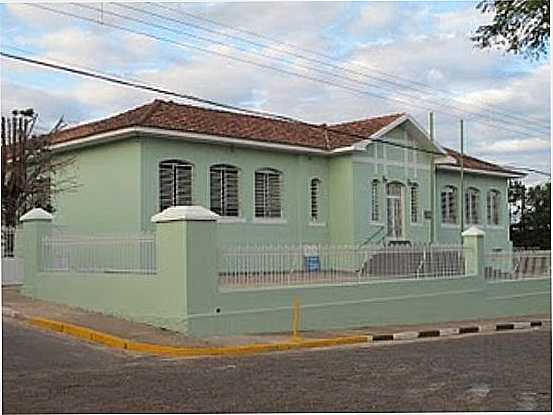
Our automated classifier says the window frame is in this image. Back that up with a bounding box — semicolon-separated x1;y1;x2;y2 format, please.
465;187;480;225
159;159;194;211
487;189;501;226
209;164;241;218
370;179;381;223
254;168;284;220
441;185;458;225
410;183;420;225
309;177;322;223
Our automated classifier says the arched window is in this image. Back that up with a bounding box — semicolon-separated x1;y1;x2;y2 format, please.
487;190;500;225
441;186;457;224
371;180;380;222
410;183;419;224
255;168;282;218
159;160;193;211
310;178;321;222
465;187;480;225
210;164;240;217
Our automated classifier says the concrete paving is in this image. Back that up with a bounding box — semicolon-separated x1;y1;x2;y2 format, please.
2;286;549;348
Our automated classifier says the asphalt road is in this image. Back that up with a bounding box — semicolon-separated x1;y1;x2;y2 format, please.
2;318;551;413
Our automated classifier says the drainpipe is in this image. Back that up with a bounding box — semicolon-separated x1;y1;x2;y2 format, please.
460;119;465;243
429;112;435;245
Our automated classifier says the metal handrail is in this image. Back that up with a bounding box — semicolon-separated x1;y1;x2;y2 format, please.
359;225;385;248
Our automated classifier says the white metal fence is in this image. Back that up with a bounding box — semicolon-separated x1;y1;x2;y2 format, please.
485;249;551;281
41;231;157;274
2;226;24;285
218;244;468;289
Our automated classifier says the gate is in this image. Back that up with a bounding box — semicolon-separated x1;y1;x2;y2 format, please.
2;227;24;285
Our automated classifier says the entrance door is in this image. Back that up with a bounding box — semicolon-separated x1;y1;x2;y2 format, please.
386;182;404;239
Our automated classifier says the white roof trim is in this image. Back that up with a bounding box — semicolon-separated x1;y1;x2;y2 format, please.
348;114;447;155
437;164;526;178
50;126;330;155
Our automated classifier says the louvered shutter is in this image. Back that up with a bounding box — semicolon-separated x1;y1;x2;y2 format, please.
255;169;282;218
210;165;239;217
175;163;193;206
310;178;320;221
159;162;174;211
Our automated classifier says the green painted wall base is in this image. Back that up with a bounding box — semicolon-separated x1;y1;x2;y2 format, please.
22;272;187;332
185;276;550;336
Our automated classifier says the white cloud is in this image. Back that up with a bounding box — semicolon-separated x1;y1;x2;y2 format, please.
1;1;549;184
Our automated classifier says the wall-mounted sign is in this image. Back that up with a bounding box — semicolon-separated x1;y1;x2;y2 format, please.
424;210;433;220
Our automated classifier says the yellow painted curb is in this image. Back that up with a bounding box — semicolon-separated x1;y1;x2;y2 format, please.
27;317;369;358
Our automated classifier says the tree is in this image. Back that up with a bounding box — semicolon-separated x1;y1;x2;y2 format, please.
1;109;77;227
509;180;551;249
472;0;550;60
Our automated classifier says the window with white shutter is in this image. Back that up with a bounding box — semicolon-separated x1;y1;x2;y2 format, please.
465;187;480;225
310;178;321;222
210;164;240;217
255;168;282;218
441;186;457;224
487;190;500;225
159;160;193;211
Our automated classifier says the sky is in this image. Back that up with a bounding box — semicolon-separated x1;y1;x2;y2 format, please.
0;1;550;184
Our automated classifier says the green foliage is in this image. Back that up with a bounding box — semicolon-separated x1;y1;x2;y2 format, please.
472;0;550;60
509;180;551;249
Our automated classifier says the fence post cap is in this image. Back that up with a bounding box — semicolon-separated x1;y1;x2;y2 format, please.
461;225;485;237
19;208;53;222
151;206;219;223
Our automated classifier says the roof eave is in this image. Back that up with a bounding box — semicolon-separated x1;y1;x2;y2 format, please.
50;126;330;155
436;164;526;178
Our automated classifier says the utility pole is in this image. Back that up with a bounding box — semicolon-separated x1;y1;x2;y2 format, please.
460;119;465;242
429;112;435;244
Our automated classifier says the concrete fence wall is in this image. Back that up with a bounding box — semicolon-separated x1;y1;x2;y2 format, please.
20;207;551;337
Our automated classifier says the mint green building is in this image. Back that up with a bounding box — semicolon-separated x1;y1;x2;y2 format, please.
51;99;523;252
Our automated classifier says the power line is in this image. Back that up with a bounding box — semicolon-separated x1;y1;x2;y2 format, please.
95;2;551;137
30;3;550;140
150;2;550;130
2;50;548;177
0;50;450;158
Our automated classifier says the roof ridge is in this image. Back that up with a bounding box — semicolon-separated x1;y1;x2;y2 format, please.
137;99;163;125
157;99;323;129
329;112;406;127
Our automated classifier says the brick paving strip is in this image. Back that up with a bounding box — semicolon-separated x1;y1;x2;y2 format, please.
2;287;549;358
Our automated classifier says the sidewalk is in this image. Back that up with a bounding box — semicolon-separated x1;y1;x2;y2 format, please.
2;286;549;350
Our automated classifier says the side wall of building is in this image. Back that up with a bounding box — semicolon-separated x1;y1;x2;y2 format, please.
435;169;511;252
139;136;332;246
53;139;143;233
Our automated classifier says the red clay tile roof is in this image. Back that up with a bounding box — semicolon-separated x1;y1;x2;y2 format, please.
51;99;404;151
441;147;522;175
327;113;405;146
50;99;521;175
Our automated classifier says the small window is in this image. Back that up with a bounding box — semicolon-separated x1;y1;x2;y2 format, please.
410;184;419;224
310;178;321;222
159;160;193;211
255;168;282;218
441;186;457;224
371;180;380;222
210;164;240;217
465;188;480;225
487;190;500;225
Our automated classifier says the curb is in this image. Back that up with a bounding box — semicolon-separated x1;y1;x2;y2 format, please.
21;316;544;359
369;321;543;343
